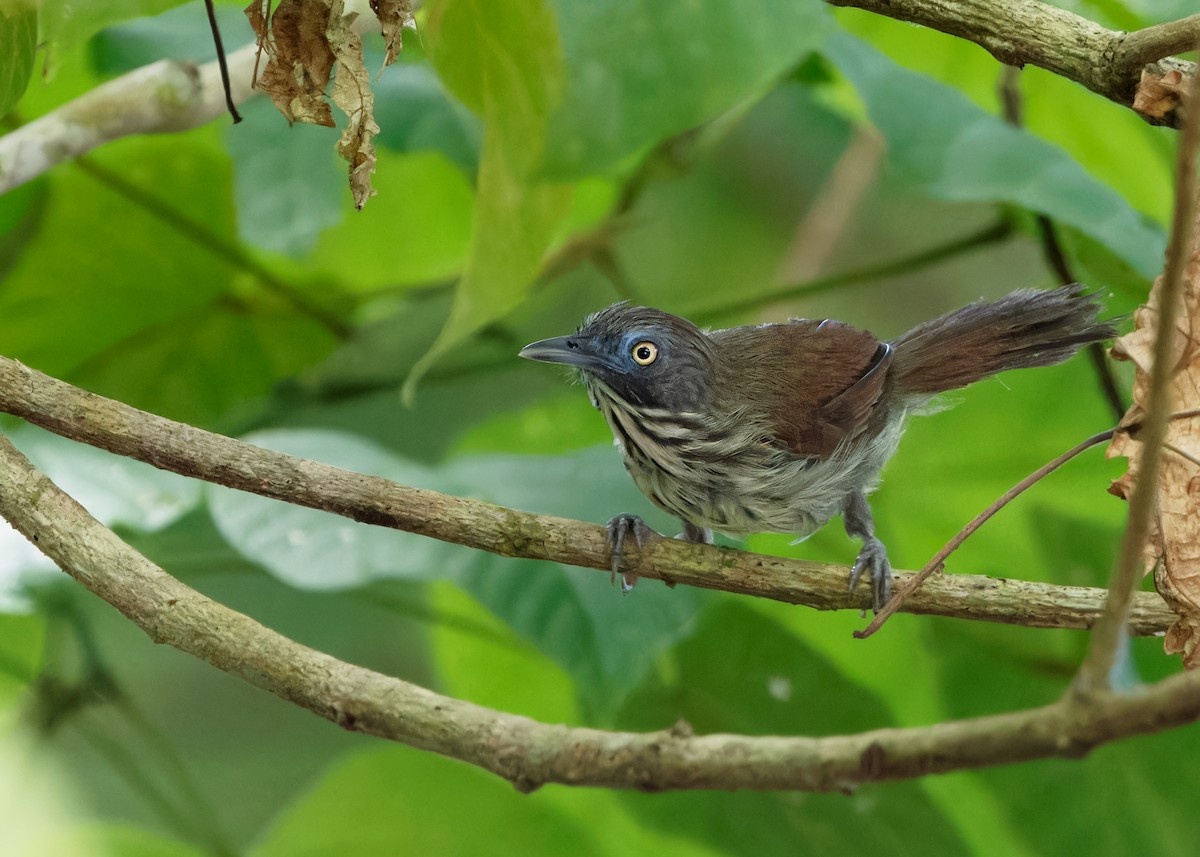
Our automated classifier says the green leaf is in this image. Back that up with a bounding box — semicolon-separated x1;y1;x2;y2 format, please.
0;1;36;118
0;139;233;378
303;150;475;289
224;98;345;257
252;745;606;857
543;0;833;177
405;0;573;399
825;33;1166;277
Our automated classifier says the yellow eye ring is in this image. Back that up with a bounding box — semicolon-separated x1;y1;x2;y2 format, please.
631;341;658;366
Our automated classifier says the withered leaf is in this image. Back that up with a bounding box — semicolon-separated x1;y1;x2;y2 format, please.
244;0;336;126
329;0;380;209
1132;68;1187;125
1108;182;1200;667
371;0;415;67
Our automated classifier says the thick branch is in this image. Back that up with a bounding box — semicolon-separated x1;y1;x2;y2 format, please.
0;44;259;194
829;0;1198;127
1;430;1199;792
0;355;1174;634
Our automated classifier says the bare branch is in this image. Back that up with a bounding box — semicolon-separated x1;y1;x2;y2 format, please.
0;354;1173;635
829;0;1198;127
1;430;1199;792
0;44;260;195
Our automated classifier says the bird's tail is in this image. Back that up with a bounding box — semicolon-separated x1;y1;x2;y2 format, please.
889;285;1116;396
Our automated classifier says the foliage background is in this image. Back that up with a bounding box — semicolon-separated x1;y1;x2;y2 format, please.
0;0;1193;854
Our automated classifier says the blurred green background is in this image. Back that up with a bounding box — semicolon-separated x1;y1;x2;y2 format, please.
0;0;1194;854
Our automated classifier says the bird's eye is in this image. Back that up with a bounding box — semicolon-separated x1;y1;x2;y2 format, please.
631;341;658;366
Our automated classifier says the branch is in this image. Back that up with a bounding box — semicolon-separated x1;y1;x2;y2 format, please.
0;354;1174;635
0;43;260;195
2;429;1200;792
1075;39;1200;694
829;0;1199;127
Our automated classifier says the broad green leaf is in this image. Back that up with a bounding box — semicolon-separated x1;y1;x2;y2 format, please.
0;1;36;118
405;0;573;399
0;139;233;377
206;431;708;712
429;581;579;722
543;0;833;177
825;33;1166;277
618;602;969;854
224;98;345;257
251;746;604;857
303;150;475;289
374;62;482;175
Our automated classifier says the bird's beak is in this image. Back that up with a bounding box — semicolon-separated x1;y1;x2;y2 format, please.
518;335;607;370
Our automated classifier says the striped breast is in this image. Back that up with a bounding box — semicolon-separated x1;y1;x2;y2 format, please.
584;377;899;537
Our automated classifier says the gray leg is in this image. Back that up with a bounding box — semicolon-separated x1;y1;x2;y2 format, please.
678;521;713;544
843;491;892;611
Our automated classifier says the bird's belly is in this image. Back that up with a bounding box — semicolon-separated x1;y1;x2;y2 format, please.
624;452;846;536
596;395;903;538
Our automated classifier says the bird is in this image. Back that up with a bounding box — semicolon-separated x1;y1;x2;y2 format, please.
518;285;1116;609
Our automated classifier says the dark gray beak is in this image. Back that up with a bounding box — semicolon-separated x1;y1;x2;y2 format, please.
518;335;607;370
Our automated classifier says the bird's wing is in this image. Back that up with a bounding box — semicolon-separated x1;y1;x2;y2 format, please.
712;319;890;459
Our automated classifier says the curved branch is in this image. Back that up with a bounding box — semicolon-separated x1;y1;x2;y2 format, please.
0;43;260;194
829;0;1198;127
1;430;1199;792
0;354;1174;635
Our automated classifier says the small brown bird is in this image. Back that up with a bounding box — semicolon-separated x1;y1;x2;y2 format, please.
519;285;1115;609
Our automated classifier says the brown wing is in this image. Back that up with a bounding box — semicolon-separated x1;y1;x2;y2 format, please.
711;319;891;458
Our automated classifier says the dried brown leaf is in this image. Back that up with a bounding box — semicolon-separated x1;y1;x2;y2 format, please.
1132;68;1188;124
244;0;336;126
328;1;379;209
371;0;415;67
1109;183;1200;665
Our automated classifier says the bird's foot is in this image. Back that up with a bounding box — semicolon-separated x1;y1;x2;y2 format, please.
605;514;661;593
849;535;892;612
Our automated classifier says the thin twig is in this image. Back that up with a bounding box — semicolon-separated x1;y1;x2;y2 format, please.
855;428;1116;639
1074;41;1200;696
204;0;243;124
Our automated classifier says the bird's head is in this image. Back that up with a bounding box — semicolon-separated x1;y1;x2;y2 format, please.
519;302;716;410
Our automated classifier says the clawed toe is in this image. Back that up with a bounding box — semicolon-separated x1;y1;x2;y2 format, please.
605;513;660;592
849;536;892;611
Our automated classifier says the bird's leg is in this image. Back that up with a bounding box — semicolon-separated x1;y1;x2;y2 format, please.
843;491;892;611
678;521;713;544
605;514;661;593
